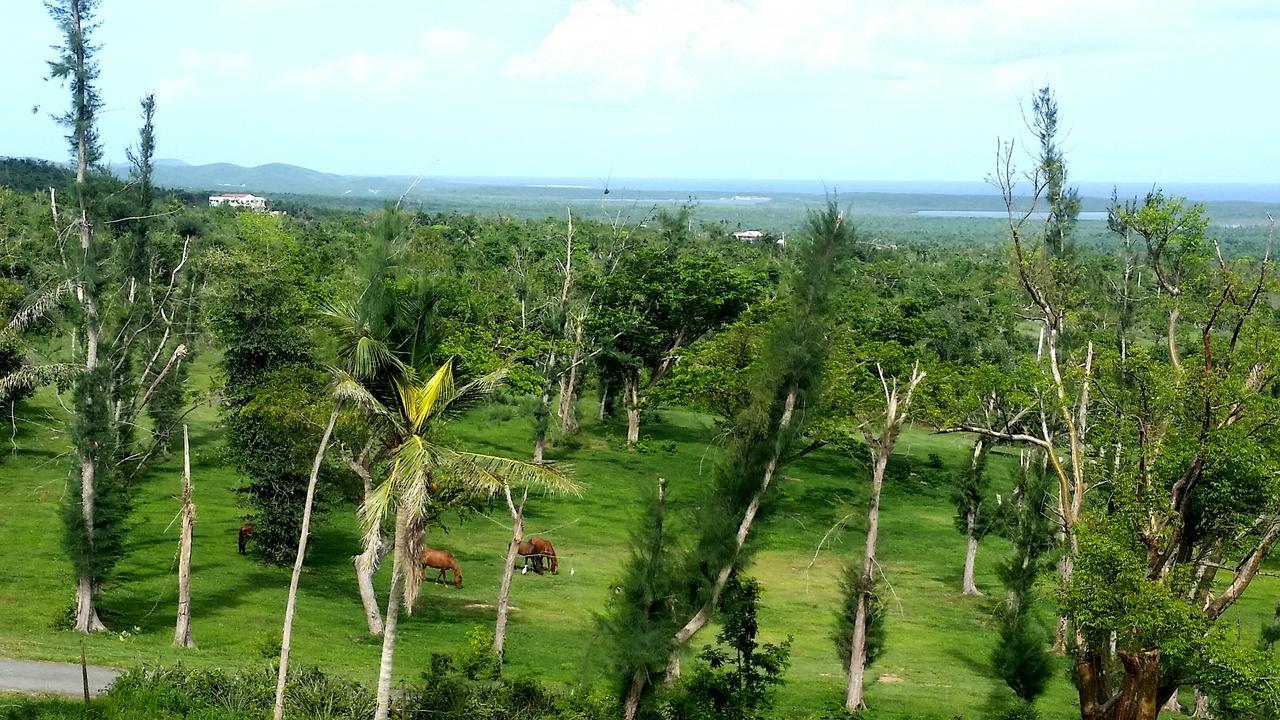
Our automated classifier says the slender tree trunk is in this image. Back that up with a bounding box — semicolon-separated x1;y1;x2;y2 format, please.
961;505;981;596
374;506;410;720
1192;687;1212;719
1167;307;1181;373
558;337;582;435
355;540;389;636
1052;554;1073;653
624;374;641;446
494;486;527;670
599;380;609;421
67;0;104;634
663;386;798;685
623;668;647;720
173;426;195;648
349;450;386;635
533;430;547;464
846;449;888;711
272;408;339;720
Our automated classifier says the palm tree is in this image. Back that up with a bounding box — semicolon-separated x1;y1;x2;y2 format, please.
273;207;438;720
348;358;575;720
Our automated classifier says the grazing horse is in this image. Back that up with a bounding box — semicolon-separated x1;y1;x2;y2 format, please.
238;522;255;555
420;549;463;588
517;537;558;575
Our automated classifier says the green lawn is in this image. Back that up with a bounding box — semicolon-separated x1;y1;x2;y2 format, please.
0;364;1274;719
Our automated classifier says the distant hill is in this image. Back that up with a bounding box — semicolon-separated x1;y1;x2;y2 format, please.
0;157;73;193
107;160;440;200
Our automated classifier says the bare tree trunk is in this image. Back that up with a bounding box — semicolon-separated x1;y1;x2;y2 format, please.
599;380;609;421
663;386;799;685
1167;307;1181;373
1052;554;1073;653
374;507;410;720
272;408;339;720
961;505;982;596
623;668;647;720
493;486;527;670
558;330;582;435
624;374;641;446
355;541;388;636
533;429;547;464
846;449;888;711
1192;687;1212;719
348;447;387;635
173;426;195;648
1161;691;1184;714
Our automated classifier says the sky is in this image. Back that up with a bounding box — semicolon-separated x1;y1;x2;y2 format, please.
2;0;1278;184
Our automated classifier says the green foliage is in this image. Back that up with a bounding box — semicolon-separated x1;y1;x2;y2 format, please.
402;655;614;720
681;200;853;616
596;477;680;706
661;575;792;720
990;603;1052;704
230;366;335;564
1261;598;1280;653
206;222;327;563
62;363;127;583
832;564;886;670
459;626;500;681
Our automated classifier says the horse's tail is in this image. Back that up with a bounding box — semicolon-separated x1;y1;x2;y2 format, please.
545;542;558;574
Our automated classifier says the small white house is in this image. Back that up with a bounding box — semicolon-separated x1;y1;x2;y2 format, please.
209;193;267;211
732;229;785;245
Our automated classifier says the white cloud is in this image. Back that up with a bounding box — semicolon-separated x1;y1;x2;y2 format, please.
505;0;1206;99
423;28;475;53
279;28;478;95
282;51;425;93
152;51;253;102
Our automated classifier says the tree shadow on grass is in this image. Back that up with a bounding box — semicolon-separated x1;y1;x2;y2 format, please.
102;565;282;634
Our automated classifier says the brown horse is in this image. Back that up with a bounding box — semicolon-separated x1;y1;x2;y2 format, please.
420;548;463;588
238;522;255;555
517;537;558;575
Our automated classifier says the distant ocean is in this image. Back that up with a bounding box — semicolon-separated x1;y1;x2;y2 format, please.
439;177;1279;204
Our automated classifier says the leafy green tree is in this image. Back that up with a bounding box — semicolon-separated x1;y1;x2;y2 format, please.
591;245;760;445
664;201;852;688
663;575;791;720
598;477;680;720
206;221;321;564
1032;85;1081;260
990;453;1055;706
832;563;885;675
953;98;1280;718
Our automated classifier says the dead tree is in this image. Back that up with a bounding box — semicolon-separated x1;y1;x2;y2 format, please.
172;425;195;648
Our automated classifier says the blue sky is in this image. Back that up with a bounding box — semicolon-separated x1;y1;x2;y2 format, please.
2;1;1278;183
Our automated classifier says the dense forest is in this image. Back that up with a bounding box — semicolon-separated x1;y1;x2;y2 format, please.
2;3;1278;720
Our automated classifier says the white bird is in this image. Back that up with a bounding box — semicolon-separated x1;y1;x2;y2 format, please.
521;566;528;575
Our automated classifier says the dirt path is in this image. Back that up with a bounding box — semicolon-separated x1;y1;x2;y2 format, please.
0;658;118;698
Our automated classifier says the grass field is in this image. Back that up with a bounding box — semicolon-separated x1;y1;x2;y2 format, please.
0;360;1275;719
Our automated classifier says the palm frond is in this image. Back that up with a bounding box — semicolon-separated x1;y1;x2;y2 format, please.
331;369;400;429
357;474;396;557
398;359;454;434
442;449;578;497
436;368;509;422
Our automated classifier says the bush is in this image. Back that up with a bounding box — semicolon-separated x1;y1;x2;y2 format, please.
2;664;373;720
